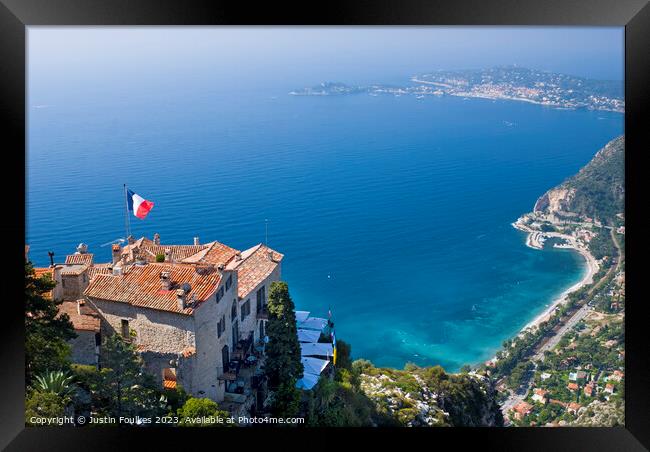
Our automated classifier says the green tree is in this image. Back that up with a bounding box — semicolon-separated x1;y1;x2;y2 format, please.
265;281;303;387
98;334;163;417
177;398;231;427
334;339;352;371
25;261;76;383
270;380;301;418
25;391;68;425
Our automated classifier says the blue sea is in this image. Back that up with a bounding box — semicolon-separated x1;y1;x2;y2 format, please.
27;87;622;371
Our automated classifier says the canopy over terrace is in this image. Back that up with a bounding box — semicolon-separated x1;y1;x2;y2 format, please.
300;342;333;358
297;329;321;343
298;317;328;331
295;310;310;323
295;372;320;390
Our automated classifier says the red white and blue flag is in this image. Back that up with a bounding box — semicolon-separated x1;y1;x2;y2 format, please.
127;188;155;219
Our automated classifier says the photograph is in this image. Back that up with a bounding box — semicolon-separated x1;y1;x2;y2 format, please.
21;25;628;429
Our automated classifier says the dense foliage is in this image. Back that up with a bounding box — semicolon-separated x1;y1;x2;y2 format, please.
25;261;76;383
177;398;231;427
265;281;304;417
558;136;624;224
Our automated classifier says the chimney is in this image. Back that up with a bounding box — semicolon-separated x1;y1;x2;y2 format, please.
127;235;135;245
112;264;123;276
160;271;172;291
193;236;200;246
176;288;186;310
267;249;275;261
76;243;88;254
235;252;242;261
153;233;160;245
111;244;121;264
164;248;172;262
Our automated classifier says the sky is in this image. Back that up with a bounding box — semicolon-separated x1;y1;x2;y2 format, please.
28;27;624;103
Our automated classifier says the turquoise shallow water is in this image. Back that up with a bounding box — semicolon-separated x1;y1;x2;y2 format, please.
27;89;622;371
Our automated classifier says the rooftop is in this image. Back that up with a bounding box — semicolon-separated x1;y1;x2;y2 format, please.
57;300;101;332
65;253;94;266
231;244;284;299
84;262;225;315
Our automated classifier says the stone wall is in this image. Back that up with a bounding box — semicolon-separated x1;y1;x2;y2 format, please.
69;330;98;366
191;269;237;402
53;271;88;301
88;298;196;354
240;264;281;344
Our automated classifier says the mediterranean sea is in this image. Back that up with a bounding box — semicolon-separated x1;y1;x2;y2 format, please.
27;87;623;371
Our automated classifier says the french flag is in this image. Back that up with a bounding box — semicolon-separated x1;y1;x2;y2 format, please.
127;188;155;219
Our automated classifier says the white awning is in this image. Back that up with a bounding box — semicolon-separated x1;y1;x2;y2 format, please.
300;342;333;358
298;317;328;331
301;356;330;375
295;372;320;390
295;311;310;323
297;329;321;343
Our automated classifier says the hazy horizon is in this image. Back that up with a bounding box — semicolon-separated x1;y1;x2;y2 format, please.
28;27;624;107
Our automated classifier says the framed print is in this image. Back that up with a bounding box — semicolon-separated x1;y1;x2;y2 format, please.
1;0;648;450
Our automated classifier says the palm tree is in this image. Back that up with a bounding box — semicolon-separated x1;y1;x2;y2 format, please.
33;370;76;400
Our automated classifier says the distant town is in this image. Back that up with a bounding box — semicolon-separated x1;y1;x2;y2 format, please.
290;66;624;113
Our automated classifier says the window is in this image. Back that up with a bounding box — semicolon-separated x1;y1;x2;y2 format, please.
231;301;237;321
225;275;233;291
256;286;266;313
217;315;225;338
216;286;225;303
241;299;251;322
162;368;177;390
121;319;129;338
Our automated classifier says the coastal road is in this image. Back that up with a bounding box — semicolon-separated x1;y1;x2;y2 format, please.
500;223;623;423
532;304;591;360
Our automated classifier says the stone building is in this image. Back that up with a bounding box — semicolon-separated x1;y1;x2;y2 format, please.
81;235;283;411
30;262;102;367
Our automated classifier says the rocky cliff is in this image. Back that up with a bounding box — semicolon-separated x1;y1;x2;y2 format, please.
355;362;503;427
533;136;624;223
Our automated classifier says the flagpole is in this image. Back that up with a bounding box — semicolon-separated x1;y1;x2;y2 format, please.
123;184;131;239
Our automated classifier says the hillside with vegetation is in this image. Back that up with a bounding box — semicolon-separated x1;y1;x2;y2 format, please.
301;344;503;427
534;136;624;224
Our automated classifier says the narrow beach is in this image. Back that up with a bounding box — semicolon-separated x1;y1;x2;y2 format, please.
512;221;599;334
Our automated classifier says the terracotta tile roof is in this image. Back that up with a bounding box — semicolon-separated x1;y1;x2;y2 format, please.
58;264;89;276
163;379;177;390
65;253;94;265
567;382;579;391
182;346;196;358
514;402;532;415
33;268;54;299
57;300;101;332
84;262;224;315
34;267;53;279
567;402;581;412
124;238;209;263
181;241;239;266
87;266;114;280
233;244;284;299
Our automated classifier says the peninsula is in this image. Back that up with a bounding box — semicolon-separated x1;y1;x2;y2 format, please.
290;67;624;113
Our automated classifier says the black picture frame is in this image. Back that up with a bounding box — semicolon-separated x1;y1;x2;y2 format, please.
1;0;648;450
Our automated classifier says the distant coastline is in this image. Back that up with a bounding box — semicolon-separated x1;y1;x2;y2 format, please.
290;66;625;113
